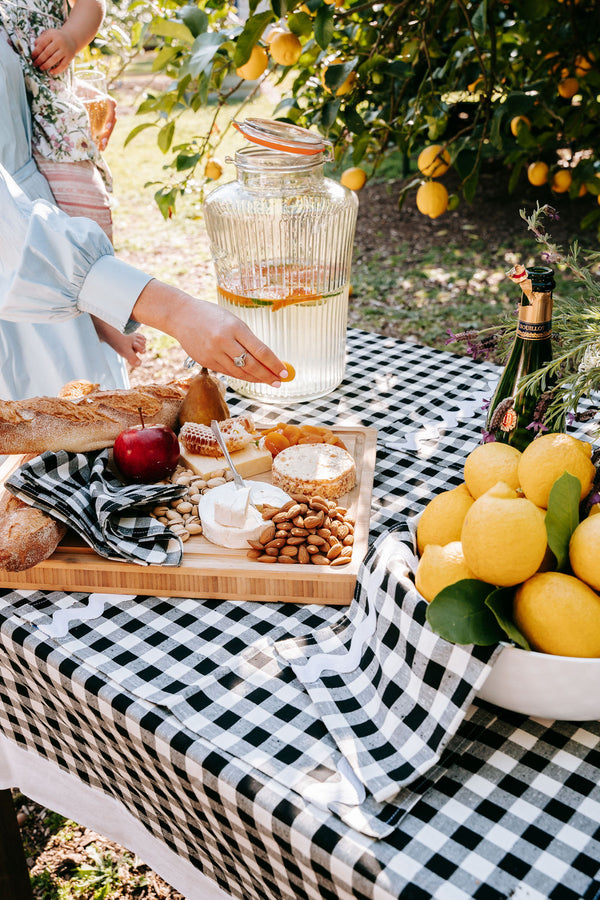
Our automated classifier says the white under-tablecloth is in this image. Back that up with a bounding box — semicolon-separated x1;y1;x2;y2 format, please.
0;733;231;900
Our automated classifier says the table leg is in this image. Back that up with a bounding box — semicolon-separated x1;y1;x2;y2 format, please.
0;789;34;900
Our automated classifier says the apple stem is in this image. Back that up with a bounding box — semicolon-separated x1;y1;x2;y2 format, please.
138;406;145;429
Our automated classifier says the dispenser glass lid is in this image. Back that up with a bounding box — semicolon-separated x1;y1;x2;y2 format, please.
233;118;332;157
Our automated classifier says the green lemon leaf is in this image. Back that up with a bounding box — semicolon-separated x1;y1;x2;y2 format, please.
426;579;504;645
123;122;155;148
178;6;208;38
157;121;175;154
485;586;530;650
545;471;581;571
233;11;273;67
471;0;488;36
148;17;194;44
314;4;334;51
184;32;227;79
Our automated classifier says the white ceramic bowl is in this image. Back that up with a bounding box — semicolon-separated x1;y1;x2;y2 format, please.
477;643;600;720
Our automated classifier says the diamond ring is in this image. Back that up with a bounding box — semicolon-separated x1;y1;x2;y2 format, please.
233;351;248;368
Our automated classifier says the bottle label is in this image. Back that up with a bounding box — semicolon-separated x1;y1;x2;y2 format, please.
516;291;553;340
516;319;552;339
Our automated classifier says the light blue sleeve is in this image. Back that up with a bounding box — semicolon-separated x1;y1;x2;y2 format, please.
0;162;152;332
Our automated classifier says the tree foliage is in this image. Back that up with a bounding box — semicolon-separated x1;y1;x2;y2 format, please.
106;0;600;224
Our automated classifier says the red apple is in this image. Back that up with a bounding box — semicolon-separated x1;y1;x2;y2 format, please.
113;410;180;483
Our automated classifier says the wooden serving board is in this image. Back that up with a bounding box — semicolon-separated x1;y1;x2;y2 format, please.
0;427;377;605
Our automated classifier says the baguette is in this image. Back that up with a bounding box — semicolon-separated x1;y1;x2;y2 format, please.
0;488;67;571
0;383;186;455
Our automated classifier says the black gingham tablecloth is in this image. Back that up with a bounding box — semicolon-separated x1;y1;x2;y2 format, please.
1;330;599;900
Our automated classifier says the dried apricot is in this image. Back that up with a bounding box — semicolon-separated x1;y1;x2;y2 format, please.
264;432;291;456
282;424;302;443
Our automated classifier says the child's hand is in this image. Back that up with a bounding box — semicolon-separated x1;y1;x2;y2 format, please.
32;28;77;75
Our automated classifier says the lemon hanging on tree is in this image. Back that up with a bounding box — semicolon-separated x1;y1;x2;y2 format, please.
204;158;223;181
527;161;549;186
416;181;449;219
510;116;530;137
269;31;302;67
551;169;573;193
236;45;268;81
417;145;451;177
558;76;579;99
341;167;367;191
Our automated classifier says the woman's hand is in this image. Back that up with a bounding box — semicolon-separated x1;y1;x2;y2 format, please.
131;282;288;386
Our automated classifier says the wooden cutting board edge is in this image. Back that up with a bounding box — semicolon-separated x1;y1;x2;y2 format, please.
0;426;377;605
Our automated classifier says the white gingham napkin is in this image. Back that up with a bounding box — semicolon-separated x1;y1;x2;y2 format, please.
275;524;502;804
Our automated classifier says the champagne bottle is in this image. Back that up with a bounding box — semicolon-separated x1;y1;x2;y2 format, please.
485;264;559;450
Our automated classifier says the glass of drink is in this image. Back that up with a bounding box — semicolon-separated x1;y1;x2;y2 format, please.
74;68;110;146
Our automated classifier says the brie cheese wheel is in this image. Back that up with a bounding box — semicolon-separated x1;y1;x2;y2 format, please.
199;482;291;549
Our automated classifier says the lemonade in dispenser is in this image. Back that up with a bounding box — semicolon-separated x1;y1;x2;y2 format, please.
203;118;358;403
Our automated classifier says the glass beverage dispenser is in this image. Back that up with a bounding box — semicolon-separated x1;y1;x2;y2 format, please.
203;118;358;403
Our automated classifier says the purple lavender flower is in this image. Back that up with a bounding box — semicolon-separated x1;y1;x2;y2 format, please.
526;420;550;434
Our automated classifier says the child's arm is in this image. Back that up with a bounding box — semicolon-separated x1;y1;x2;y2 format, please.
31;0;106;75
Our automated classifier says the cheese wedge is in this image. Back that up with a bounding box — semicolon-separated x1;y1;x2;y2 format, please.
180;443;273;480
214;485;251;528
199;482;290;549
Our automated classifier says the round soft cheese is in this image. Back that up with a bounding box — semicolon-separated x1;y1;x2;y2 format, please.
271;443;356;501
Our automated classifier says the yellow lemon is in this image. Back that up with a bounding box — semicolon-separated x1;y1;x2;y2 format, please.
322;60;357;96
461;482;547;587
204;158;223;180
514;572;600;657
569;515;600;591
467;76;485;93
417;145;451;177
416;484;474;556
265;25;286;44
575;54;594;77
510;115;530;136
463;441;522;499
558;76;579;99
551;169;572;193
236;45;268;81
416;181;449;219
269;31;302;66
415;542;480;603
589;503;600;516
517;433;596;509
527;161;549;186
341;167;367;191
